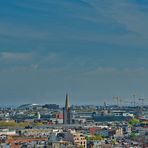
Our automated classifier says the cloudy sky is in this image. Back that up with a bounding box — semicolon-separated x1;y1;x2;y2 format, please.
0;0;148;105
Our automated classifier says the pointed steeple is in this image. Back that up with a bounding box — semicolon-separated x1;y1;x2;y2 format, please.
63;93;72;124
65;93;70;109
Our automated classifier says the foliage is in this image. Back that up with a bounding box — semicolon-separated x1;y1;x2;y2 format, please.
86;135;103;141
0;121;44;127
0;121;17;127
17;122;30;127
31;122;44;126
130;132;137;140
129;118;140;125
111;139;116;145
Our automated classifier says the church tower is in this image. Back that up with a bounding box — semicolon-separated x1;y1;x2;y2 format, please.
63;94;72;124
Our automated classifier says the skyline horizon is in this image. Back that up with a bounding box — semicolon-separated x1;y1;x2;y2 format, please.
0;92;147;106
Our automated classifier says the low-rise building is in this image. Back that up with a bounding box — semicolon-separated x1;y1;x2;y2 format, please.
64;130;87;148
0;129;16;136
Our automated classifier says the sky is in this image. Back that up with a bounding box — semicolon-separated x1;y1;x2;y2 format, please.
0;0;148;106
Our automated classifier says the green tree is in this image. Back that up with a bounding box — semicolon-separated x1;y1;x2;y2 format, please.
129;118;140;125
0;121;16;127
89;135;103;141
17;122;30;127
130;132;137;140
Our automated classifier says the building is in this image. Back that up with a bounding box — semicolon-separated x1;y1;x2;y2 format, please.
64;130;87;148
0;129;16;136
63;94;72;124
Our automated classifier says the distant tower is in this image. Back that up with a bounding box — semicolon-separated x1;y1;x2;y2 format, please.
37;112;41;120
63;94;72;124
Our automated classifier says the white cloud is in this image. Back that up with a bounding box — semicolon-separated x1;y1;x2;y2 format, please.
93;67;116;73
48;53;59;61
76;0;147;47
0;52;32;61
1;0;148;47
30;64;39;70
0;21;48;40
81;67;148;77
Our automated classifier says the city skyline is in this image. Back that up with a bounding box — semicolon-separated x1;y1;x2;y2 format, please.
0;0;148;105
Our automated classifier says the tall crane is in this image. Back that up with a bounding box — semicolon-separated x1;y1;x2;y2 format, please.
131;94;137;107
119;98;123;107
138;98;144;107
113;96;121;107
125;101;134;107
131;94;138;108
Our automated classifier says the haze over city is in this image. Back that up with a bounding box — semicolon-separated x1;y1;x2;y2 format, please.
0;0;148;105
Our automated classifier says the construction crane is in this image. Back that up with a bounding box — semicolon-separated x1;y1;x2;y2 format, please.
125;101;134;107
119;98;123;106
138;98;144;107
113;96;121;107
131;94;137;107
133;94;136;107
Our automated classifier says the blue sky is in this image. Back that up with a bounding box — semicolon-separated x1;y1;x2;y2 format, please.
0;0;148;105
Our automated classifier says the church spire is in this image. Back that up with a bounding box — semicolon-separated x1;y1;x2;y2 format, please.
63;93;72;124
65;93;70;110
